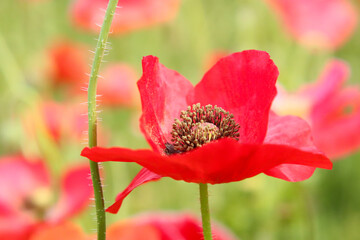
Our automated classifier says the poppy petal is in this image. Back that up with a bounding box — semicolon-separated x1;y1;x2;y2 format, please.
266;0;358;50
263;113;332;181
138;55;194;153
264;164;316;182
47;164;92;222
192;50;279;144
106;168;162;214
82;137;330;184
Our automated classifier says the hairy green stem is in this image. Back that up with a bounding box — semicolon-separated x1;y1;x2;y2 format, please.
87;1;119;240
199;183;213;240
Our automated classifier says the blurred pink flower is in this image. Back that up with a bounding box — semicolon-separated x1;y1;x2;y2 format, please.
29;212;238;240
0;156;92;240
265;0;358;50
70;0;181;34
272;59;360;159
96;64;140;107
106;212;238;240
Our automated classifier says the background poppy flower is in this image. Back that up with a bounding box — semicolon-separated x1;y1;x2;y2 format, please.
23;100;87;144
29;222;91;240
22;100;109;147
107;212;238;240
265;0;358;50
272;59;360;159
82;50;332;213
96;63;140;107
70;0;181;34
29;212;238;240
47;41;89;86
0;156;92;240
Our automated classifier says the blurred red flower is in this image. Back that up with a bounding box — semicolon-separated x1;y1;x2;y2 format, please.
23;100;88;144
29;222;90;240
29;212;237;240
203;50;229;71
82;50;332;213
70;0;181;34
272;59;360;159
0;156;92;240
47;40;141;107
47;41;89;86
265;0;358;50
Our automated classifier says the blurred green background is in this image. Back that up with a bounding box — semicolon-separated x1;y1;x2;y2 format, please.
0;0;359;239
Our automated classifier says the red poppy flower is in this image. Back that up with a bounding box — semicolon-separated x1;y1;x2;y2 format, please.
272;59;360;159
265;0;358;50
70;0;180;34
81;50;332;213
107;212;238;240
0;156;92;240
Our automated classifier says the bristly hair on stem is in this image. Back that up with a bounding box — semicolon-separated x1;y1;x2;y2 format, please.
86;1;119;240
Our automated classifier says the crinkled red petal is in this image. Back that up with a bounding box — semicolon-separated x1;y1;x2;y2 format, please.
265;164;316;182
191;50;278;144
81;138;331;184
263;112;332;181
138;55;194;153
106;168;162;214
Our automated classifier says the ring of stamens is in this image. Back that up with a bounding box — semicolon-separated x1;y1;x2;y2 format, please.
170;103;240;152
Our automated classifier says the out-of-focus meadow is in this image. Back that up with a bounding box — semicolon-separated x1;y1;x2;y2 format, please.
0;0;360;239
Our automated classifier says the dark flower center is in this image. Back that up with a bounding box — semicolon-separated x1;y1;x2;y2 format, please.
22;187;53;220
169;103;240;153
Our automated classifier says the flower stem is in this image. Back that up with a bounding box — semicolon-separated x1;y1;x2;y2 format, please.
87;1;119;240
199;183;213;240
